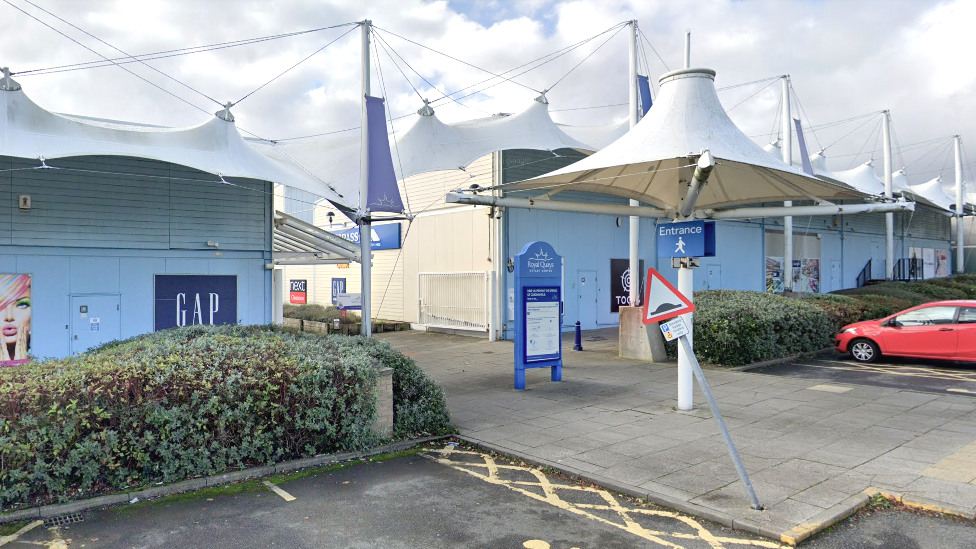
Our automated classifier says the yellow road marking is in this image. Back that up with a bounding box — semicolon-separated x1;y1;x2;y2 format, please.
428;447;785;548
0;520;43;547
947;388;976;394
263;480;297;502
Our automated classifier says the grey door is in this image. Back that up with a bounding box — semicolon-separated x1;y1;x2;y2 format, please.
830;260;842;292
576;270;597;329
705;264;721;290
70;294;121;354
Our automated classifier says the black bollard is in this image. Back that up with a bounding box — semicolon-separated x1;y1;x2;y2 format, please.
573;320;583;351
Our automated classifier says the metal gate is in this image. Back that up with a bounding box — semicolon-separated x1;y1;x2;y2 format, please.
418;271;490;331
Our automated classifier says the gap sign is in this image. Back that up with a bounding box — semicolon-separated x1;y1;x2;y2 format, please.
329;223;401;250
656;220;716;258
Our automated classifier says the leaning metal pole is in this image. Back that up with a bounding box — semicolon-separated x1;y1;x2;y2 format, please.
359;20;373;337
883;111;894;280
678;335;762;510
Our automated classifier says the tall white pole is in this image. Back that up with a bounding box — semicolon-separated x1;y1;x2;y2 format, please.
782;76;793;292
360;20;373;337
628;21;640;307
677;30;693;411
956;135;965;273
882;111;894;280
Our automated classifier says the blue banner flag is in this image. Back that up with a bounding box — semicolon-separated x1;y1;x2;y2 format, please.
365;96;404;213
637;75;653;116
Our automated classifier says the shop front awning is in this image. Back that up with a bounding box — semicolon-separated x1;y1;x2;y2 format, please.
272;211;361;265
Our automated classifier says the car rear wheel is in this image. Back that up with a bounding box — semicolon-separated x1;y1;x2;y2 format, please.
850;339;880;363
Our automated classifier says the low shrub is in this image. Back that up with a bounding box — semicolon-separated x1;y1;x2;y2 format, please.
846;294;914;321
284;303;360;324
665;290;836;366
833;284;931;305
0;325;452;509
795;293;868;328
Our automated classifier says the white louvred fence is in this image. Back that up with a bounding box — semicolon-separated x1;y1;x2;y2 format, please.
418;272;490;331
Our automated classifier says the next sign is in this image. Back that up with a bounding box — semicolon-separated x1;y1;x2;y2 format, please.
656;220;715;258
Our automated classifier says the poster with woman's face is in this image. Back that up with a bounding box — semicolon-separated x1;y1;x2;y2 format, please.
1;274;31;366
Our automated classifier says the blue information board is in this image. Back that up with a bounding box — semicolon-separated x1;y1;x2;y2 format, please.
513;241;563;390
656;220;716;258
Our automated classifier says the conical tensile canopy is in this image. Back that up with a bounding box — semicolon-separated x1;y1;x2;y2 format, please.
505;68;865;211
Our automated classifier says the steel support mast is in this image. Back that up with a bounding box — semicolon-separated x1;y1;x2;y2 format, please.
360;20;373;337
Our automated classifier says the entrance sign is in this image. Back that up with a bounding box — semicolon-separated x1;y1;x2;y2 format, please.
656;220;716;258
642;268;695;325
336;292;362;311
154;275;237;331
513;241;562;390
289;279;307;304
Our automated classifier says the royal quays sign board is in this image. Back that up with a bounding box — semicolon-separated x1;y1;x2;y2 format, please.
329;223;401;250
513;241;563;390
154;275;238;331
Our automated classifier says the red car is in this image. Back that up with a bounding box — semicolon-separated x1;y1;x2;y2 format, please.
836;300;976;363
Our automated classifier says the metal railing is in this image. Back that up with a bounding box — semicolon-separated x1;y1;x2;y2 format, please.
856;259;872;288
418;271;490;331
893;257;923;282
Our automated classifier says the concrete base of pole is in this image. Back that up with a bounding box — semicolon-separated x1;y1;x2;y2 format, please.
618;306;667;362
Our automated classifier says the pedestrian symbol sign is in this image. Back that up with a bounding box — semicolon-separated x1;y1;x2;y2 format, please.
641;268;695;325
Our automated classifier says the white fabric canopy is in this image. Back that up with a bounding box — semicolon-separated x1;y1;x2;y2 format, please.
832;161;887;196
0;77;351;209
506;68;864;210
252;96;616;212
907;176;954;211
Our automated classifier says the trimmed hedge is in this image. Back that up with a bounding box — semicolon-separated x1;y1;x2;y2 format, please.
0;325;452;508
284;303;360;324
665;290;836;366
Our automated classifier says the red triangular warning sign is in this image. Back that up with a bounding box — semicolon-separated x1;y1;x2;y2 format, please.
641;268;695;325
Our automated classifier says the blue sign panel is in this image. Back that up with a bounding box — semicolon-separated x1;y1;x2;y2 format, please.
656;220;716;258
523;287;561;363
331;278;346;305
330;223;401;250
513;241;563;390
154;275;238;331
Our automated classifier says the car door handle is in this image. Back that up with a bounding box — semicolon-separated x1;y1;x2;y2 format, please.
939;328;954;332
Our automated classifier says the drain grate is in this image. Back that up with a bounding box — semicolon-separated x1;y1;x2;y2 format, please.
44;513;84;527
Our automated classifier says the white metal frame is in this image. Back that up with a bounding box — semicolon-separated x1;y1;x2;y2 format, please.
418;271;491;332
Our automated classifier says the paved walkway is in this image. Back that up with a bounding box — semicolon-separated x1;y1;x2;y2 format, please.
379;328;976;545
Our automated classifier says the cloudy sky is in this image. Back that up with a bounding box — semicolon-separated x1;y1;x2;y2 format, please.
1;0;971;184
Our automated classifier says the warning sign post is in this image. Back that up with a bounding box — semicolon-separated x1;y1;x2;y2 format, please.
643;269;762;511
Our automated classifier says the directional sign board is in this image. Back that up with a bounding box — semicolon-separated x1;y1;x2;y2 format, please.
641;268;695;325
656;220;716;258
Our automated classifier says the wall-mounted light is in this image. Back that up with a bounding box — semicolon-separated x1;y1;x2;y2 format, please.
507;258;515;272
207;241;220;248
326;211;335;227
616;217;622;227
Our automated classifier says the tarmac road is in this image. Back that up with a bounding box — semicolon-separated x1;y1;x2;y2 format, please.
6;443;976;548
6;443;781;549
751;352;976;397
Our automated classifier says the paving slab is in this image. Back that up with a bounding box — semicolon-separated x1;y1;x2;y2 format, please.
380;328;976;545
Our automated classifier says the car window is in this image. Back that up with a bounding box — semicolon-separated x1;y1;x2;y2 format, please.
958;307;976;324
894;306;957;327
